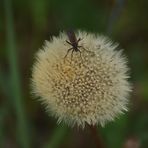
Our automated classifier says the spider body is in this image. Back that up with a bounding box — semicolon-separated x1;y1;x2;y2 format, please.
64;30;82;60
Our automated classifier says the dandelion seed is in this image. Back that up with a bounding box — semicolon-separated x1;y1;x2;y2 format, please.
31;30;132;128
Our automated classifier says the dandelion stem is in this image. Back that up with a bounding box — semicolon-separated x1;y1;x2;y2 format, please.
88;125;105;148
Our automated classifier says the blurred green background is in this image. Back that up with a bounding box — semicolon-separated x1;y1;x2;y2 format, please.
0;0;148;147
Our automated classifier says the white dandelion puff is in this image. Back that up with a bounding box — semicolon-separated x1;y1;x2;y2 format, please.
31;30;132;128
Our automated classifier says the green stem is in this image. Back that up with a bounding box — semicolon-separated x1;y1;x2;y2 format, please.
4;0;30;147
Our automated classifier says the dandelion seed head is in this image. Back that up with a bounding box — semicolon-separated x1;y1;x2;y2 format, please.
31;31;132;127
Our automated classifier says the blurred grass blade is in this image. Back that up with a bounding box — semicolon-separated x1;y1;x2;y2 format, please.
44;125;69;148
107;0;125;35
0;105;8;148
30;0;48;30
4;0;30;147
0;71;10;95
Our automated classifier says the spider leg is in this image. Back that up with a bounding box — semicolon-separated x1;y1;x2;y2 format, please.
79;46;95;57
71;49;75;61
77;38;82;43
77;37;85;43
66;40;72;45
78;49;83;62
78;46;90;52
64;47;73;60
